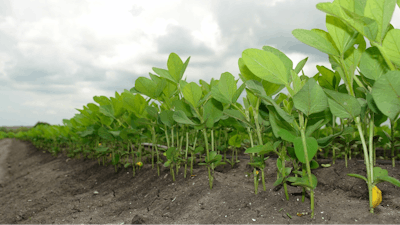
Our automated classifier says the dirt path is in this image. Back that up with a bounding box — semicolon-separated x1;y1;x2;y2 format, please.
0;139;12;183
0;138;399;224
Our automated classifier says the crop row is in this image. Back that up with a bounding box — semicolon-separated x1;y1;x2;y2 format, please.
3;0;400;218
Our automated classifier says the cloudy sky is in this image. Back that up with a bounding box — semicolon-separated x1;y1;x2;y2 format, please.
1;0;399;127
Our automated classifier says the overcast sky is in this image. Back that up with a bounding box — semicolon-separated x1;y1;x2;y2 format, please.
1;0;399;127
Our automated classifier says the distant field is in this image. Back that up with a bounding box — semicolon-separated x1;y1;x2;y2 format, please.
1;126;34;131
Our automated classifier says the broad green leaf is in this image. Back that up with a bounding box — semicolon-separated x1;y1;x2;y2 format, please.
173;110;197;125
317;126;354;148
242;48;290;85
347;173;367;182
238;58;262;83
306;119;325;137
172;99;192;118
152;67;175;83
244;143;275;155
326;14;358;55
159;110;176;127
223;109;254;129
293;136;318;164
262;80;284;96
204;98;223;128
149;73;167;98
294;57;308;75
310;160;319;169
99;105;115;120
277;128;296;143
273;177;284;186
162;78;178;98
324;89;361;119
316;1;379;42
211;72;237;104
316;65;340;90
292;28;339;56
359;47;390;80
373;167;389;180
229;134;242;148
246;80;294;124
135;77;157;98
110;97;124;119
167;52;184;83
364;0;397;43
371;71;400;120
211;85;230;104
342;34;366;81
293;78;328;116
98;126;114;141
262;45;293;83
199;79;211;93
290;174;318;190
182;82;202;108
268;106;298;139
382;28;400;67
93;95;111;106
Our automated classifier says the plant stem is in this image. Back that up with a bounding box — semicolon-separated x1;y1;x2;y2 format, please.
202;128;213;189
299;112;314;218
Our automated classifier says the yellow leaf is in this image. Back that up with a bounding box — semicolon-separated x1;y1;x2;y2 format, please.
372;186;382;208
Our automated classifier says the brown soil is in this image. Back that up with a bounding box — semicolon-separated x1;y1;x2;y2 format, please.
0;138;400;224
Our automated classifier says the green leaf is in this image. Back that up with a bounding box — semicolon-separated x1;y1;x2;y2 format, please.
316;65;341;90
223;108;252;127
173;110;197;125
273;177;284;186
167;52;184;83
382;27;400;67
242;48;290;85
204;98;223;128
262;45;293;83
228;134;243;148
290;174;318;190
182;82;202;108
246;80;294;124
291;70;303;94
373;167;389;180
359;47;390;80
244;143;275;155
324;89;361;119
347;173;368;183
159;110;176;127
326;14;358;55
364;0;397;43
268;106;298;139
278;128;296;143
374;176;400;187
294;57;308;75
310;159;319;169
293;136;318;164
293;78;328;116
135;77;157;99
217;72;237;104
371;71;400;120
316;1;379;42
306;119;326;137
292;28;339;56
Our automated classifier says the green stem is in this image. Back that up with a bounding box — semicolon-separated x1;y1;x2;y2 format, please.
391;119;395;167
299;112;314;218
202;128;213;189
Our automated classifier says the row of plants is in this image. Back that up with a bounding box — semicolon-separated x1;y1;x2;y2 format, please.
3;0;400;218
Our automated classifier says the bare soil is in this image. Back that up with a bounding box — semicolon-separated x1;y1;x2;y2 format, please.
0;138;400;224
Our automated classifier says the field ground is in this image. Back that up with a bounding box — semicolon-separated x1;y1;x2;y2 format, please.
0;138;399;224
